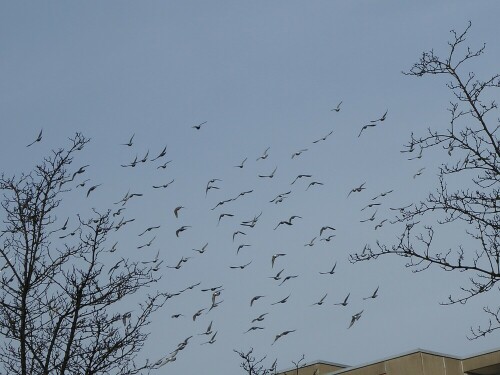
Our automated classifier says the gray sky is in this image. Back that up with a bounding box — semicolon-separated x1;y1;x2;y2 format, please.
1;1;500;374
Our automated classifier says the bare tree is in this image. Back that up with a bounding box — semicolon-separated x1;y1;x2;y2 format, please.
234;348;277;375
350;22;500;339
0;133;169;375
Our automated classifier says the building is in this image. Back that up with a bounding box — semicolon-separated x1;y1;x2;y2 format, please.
277;348;500;375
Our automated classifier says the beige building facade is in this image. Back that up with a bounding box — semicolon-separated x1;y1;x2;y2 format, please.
277;348;500;375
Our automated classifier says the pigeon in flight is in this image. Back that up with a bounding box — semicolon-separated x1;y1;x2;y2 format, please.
121;133;135;146
363;286;379;300
331;101;343;112
334;293;350;306
348;310;364;329
272;330;296;345
192;121;207;130
26;129;43;147
319;262;337;275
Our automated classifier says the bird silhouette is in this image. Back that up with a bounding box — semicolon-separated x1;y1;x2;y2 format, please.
279;275;298;286
237;244;251;254
174;206;184;218
291;149;308;159
271;253;286;268
230;261;252;270
374;219;388;230
274;216;302;230
347;182;366;197
271;293;291;305
232;231;246;242
121;133;135;146
26;129;43;147
311;293;328;306
192;243;208;254
331;101;343;112
363;286;379;300
413;167;425;178
319;226;336;236
153;179;175;189
151;145;167;161
304;237;316;247
218;213;234;226
272;330;296;345
251;313;269;323
156;160;172;169
361;202;381;211
312;130;333;144
371;109;388;122
201;331;217;345
234;157;247;168
71;165;90;181
137;236;156;249
269;269;285;281
291;174;312;185
86;184;101;197
319;262;337;275
175;226;191;237
360;210;377;223
192;309;205;321
334;293;350;306
358;123;377;137
372;189;394;200
192;121;207;130
138;225;161;236
250;295;265;306
258;166;277;178
306;181;323;191
348;310;363;328
244;326;264;334
256;147;270;161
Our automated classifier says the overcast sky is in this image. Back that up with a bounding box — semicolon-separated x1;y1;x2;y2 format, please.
1;1;500;374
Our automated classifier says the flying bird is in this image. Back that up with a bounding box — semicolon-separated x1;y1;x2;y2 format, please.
192;309;205;321
279;275;298;286
156;160;172;169
192;121;207;130
230;261;252;270
192;243;208;254
360;210;377;223
71;165;90;181
331;101;343;112
237;244;251;254
218;213;234;226
26;129;43;147
312;130;333;144
140;149;149;163
372;190;394;200
319;262;337;275
291;149;308;159
174;206;184;218
234;157;247;168
153;179;174;189
348;310;364;329
151;145;167;161
361;202;381;211
291;174;312;185
413;167;425;178
251;313;269;323
232;231;246;242
137;236;156;249
258;166;277;178
304;237;316;247
269;269;284;281
138;225;161;236
374;219;388;230
271;293;291;305
371;109;388;122
256;147;270;161
244;326;264;334
86;184;101;197
311;293;328;306
306;181;323;191
175;226;191;237
347;182;366;197
121;133;135;147
363;286;379;300
250;295;265;306
334;293;350;306
201;331;217;345
358;123;377;137
274;216;302;230
271;253;286;268
272;330;296;345
319;226;336;236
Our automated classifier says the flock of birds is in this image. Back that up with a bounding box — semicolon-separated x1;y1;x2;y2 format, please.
24;104;428;370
